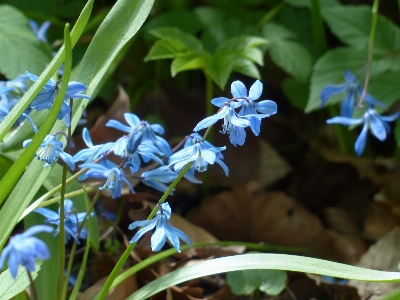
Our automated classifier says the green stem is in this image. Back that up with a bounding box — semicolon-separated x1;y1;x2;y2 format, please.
96;162;193;299
61;242;77;300
257;2;285;29
310;0;328;55
357;0;379;107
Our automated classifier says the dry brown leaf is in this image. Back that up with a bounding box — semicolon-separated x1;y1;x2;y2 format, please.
364;202;400;241
190;181;363;263
349;227;400;299
78;271;137;300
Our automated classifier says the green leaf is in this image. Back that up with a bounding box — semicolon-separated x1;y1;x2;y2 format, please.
128;253;400;300
0;5;52;78
203;53;233;90
145;10;202;34
379;286;400;300
262;22;313;82
232;58;261;80
145;38;194;61
305;47;367;113
149;27;202;52
83;187;100;252
394;118;400;148
0;154;13;180
0;261;42;299
323;5;400;55
171;54;203;77
217;36;268;52
282;77;309;110
227;269;286;296
368;70;400;108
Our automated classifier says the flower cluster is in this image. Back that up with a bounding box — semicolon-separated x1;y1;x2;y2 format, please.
194;80;277;146
322;70;399;156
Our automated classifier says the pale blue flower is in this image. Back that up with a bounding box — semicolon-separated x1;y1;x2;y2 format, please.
194;80;276;146
129;202;191;252
321;70;385;117
73;128;115;164
23;134;75;170
168;142;228;176
327;108;399;156
29;20;51;43
141;166;179;193
0;225;53;279
26;71;91;127
79;162;134;198
106;113;171;157
35;199;91;244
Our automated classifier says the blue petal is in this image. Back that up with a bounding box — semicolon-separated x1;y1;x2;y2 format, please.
326;116;363;126
355;122;368;156
82;128;93;147
193;114;222;132
215;158;229;176
320;83;349;107
59;151;75;170
368;110;387;141
65;81;88;97
151;216;168;251
21;225;54;237
253;100;277;115
124;113;141;128
344;70;357;82
231;81;247;98
381;111;400;122
340;89;355;117
35;208;59;220
64;199;74;212
106;119;132;133
211;97;230;107
8;251;19;279
248;80;262;100
151;124;165;135
364;93;386;108
229;126;246;146
129;218;158;243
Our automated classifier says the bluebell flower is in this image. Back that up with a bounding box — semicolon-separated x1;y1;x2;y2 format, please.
23;134;75;170
0;225;53;279
26;71;91;127
141;166;178;193
321;70;385;117
168;141;228;176
29;20;51;43
0;74;29;95
79;161;134;198
194;103;251;146
327;108;399;156
194;80;276;146
113;136;165;174
35;199;91;244
106;113;171;157
129;202;191;252
73;128;115;164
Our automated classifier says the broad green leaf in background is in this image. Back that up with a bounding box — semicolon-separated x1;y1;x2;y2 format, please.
368;70;400;109
0;261;42;300
322;5;400;56
282;78;309;111
305;47;367;113
145;10;202;34
227;269;286;296
145;37;195;60
171;54;203;77
0;5;52;79
128;254;400;300
149;27;203;52
262;22;313;83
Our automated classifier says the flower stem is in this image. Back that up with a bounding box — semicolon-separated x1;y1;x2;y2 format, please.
357;0;379;108
95;162;193;299
27;271;38;300
61;242;77;300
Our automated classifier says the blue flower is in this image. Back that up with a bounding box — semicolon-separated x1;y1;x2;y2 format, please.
168;141;228;176
327;108;399;156
113;136;164;173
73;128;115;164
0;225;53;279
23;134;75;170
321;70;385;117
26;71;91;127
141;166;178;193
194;80;276;146
106;113;171;157
79;162;134;198
29;20;51;43
129;202;191;252
34;199;91;244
